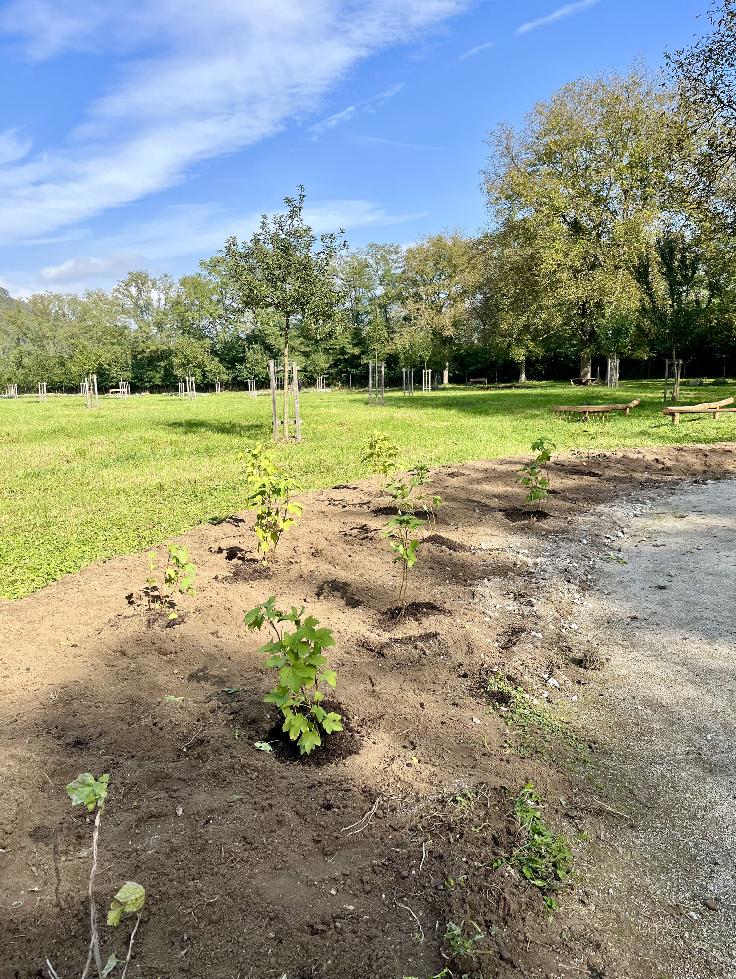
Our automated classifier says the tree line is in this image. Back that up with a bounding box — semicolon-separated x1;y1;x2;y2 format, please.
2;5;735;393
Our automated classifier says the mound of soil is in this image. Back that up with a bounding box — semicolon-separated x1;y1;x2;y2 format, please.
1;443;734;979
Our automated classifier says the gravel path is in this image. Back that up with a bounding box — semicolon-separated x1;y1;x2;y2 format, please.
572;480;736;979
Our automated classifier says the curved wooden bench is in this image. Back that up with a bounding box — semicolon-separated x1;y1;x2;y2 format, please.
663;397;735;426
552;399;640;420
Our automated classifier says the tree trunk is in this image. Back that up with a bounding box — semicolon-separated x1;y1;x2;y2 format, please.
580;350;592;382
282;334;290;441
606;354;620;388
517;354;527;384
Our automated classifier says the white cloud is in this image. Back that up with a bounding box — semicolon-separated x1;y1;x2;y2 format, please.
39;255;134;285
0;1;470;243
4;197;426;295
309;84;404;138
515;0;600;36
458;39;495;61
0;128;32;165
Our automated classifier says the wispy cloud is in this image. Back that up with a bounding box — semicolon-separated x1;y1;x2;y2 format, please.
458;39;495;61
5;197;425;294
515;0;600;36
0;128;32;165
0;1;471;244
309;83;404;138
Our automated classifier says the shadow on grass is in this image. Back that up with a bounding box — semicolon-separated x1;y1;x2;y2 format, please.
165;418;266;438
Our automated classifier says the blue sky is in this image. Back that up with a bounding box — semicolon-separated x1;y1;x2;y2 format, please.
0;0;708;297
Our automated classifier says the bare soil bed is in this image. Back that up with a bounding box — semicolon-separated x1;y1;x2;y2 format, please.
1;443;735;979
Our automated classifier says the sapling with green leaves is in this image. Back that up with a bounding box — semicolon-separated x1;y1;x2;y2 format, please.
244;597;342;754
46;774;146;979
361;431;399;479
386;463;442;521
243;443;302;561
519;438;556;512
383;513;426;604
145;544;196;619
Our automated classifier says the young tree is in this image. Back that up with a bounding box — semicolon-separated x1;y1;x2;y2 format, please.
219;187;345;439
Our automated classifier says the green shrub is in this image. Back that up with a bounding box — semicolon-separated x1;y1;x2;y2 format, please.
244;597;342;754
243;443;302;560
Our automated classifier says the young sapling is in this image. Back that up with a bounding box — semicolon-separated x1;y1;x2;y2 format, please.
244;597;342;754
383;513;426;604
519;438;555;512
46;774;146;979
361;432;399;479
243;444;302;561
145;544;196;619
386;463;442;521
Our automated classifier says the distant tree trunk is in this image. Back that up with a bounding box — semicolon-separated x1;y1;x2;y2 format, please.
606;353;620;388
442;362;449;385
282;320;290;440
580;350;592;382
517;354;527;384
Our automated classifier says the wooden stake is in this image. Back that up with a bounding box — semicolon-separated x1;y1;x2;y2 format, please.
292;363;302;442
268;360;279;441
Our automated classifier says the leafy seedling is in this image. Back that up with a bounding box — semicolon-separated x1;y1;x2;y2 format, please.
383;513;426;604
144;544;196;619
361;431;399;478
385;463;442;522
519;438;555;513
495;783;573;912
245;598;342;755
46;774;146;979
243;443;302;561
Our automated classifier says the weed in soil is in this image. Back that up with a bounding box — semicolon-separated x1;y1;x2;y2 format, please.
486;674;573;758
495;783;573;913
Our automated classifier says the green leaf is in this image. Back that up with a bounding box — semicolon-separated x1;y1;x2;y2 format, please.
298;727;322;754
107;881;145;927
66;773;109;812
253;741;273;752
321;711;343;734
101;953;119;977
319;669;337;688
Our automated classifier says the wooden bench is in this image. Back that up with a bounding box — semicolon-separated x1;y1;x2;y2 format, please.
468;378;488;386
551;399;640;421
663;397;735;426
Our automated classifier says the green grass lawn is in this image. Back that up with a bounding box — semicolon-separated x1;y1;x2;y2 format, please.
1;380;734;599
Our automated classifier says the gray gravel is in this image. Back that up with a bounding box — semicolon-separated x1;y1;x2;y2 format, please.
570;480;736;979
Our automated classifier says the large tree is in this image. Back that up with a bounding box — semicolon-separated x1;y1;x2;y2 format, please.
667;0;736;223
484;69;677;380
219;187;345;438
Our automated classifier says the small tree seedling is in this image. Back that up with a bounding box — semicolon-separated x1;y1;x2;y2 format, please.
244;598;342;755
361;432;399;478
145;544;196;619
46;774;146;979
386;463;442;521
519;438;555;512
243;444;302;561
383;513;426;604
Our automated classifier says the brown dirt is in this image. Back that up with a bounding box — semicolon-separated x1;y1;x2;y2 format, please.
1;443;735;979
